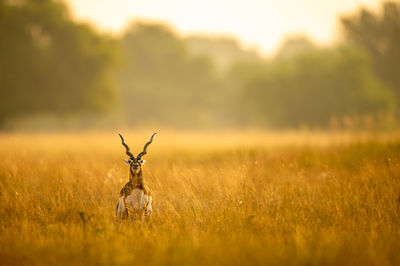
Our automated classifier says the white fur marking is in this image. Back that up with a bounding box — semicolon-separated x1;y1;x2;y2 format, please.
116;196;125;220
118;188;152;222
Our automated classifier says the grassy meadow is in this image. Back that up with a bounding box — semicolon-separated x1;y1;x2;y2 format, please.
0;131;400;266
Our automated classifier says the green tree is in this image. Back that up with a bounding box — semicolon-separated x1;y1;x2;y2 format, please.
185;36;260;73
275;35;316;60
0;0;117;126
118;22;222;128
233;45;394;128
341;1;400;104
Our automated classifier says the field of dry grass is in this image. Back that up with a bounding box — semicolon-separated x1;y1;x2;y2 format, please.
0;130;400;266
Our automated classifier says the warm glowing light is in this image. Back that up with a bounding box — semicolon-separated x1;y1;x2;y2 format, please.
68;0;381;54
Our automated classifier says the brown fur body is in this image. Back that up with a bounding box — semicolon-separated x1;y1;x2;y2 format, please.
116;169;152;221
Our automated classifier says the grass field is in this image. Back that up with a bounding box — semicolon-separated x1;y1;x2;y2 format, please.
1;131;400;266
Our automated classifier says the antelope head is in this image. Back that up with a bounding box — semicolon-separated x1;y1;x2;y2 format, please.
119;133;157;175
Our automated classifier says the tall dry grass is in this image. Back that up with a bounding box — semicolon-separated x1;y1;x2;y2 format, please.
0;131;400;265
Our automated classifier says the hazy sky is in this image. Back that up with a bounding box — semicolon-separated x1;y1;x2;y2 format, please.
66;0;383;54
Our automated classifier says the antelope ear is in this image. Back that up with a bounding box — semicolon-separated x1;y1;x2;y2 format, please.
140;159;146;165
123;159;131;164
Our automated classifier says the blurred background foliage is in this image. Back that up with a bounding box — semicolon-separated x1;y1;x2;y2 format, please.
1;0;400;130
0;0;118;127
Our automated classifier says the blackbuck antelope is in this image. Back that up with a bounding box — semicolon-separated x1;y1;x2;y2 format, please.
116;133;156;223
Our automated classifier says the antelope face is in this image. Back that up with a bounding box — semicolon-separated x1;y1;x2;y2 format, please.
119;133;156;174
131;161;141;173
126;158;145;174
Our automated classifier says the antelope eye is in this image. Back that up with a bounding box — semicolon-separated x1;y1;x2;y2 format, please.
138;159;143;163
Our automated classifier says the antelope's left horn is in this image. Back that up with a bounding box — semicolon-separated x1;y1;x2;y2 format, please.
137;133;157;159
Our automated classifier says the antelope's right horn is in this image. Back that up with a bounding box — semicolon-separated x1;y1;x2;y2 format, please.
118;133;135;159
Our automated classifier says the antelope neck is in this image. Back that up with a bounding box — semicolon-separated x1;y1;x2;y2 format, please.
129;169;143;188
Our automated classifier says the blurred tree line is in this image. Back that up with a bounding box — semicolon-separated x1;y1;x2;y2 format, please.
232;40;393;128
0;0;117;126
1;0;399;129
